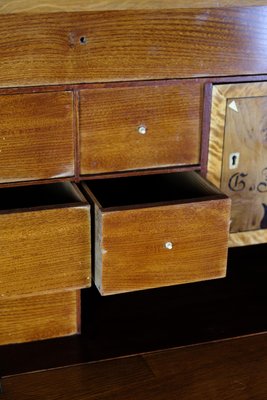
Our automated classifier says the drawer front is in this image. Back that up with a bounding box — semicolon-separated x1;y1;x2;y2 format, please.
0;91;74;183
0;205;91;298
80;81;201;174
0;290;80;345
95;199;230;295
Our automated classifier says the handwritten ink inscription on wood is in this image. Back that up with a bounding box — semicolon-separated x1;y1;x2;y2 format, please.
221;96;267;233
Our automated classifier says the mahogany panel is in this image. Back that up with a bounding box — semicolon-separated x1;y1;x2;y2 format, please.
2;333;267;399
0;91;74;183
1;356;153;398
79;81;202;174
1;8;267;87
0;291;80;345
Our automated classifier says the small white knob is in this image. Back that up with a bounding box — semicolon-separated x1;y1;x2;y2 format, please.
165;242;173;250
138;125;147;135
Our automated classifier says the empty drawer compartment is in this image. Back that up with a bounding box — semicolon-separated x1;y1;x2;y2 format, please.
0;182;91;298
82;172;231;295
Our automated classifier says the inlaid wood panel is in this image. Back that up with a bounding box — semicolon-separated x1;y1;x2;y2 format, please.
80;81;201;175
0;291;80;345
207;81;267;246
0;185;91;298
1;0;266;13
0;91;74;183
1;8;267;87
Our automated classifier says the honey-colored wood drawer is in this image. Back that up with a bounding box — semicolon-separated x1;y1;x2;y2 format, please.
0;290;80;346
79;81;201;175
82;172;231;295
0;91;74;183
0;182;91;298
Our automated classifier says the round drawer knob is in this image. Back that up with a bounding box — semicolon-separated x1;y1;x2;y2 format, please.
138;125;147;135
164;242;173;250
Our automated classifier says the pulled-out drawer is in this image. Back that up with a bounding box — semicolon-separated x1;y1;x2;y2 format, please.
0;182;91;298
0;290;81;345
79;81;201;175
0;91;74;183
82;172;231;295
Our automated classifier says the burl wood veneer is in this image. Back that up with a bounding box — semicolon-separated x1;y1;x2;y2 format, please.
207;81;267;247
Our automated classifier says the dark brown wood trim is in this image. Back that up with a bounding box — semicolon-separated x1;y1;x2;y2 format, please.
0;74;266;97
73;89;80;181
201;83;213;177
76;291;82;335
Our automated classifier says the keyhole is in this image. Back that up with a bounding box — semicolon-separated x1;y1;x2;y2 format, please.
232;155;237;167
229;152;240;170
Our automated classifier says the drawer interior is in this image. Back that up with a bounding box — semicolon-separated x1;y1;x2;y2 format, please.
0;182;84;210
84;172;223;209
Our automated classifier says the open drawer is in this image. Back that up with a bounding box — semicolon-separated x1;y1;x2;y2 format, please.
0;182;91;298
82;172;231;295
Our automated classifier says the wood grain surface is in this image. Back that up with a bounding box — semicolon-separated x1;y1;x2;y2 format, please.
1;0;267;13
0;243;266;376
1;8;267;87
0;291;80;345
80;81;201;174
221;96;267;233
0;205;91;298
95;199;230;295
207;81;267;246
0;91;74;183
2;333;267;399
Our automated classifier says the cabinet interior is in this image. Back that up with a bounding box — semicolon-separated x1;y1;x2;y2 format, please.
0;182;82;210
85;171;222;208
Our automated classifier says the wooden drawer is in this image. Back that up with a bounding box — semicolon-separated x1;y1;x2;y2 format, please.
0;290;80;345
79;81;201;175
0;91;74;183
82;172;231;295
0;182;91;298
